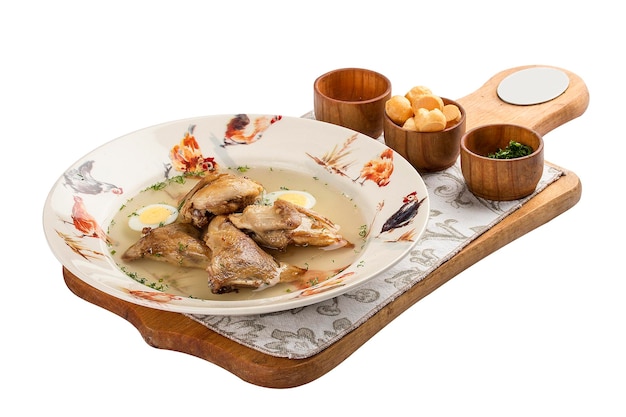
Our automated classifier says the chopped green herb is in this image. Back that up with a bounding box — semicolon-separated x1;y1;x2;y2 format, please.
144;174;189;192
146;181;167;191
118;265;168;291
488;140;533;159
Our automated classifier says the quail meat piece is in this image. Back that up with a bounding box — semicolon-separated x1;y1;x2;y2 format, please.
121;222;211;268
203;215;310;294
228;199;351;251
179;171;264;228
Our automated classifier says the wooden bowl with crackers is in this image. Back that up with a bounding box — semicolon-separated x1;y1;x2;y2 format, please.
384;88;466;172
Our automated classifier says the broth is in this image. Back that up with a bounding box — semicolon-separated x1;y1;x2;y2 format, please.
107;167;367;301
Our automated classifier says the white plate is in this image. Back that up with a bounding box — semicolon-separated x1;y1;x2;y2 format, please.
43;114;429;315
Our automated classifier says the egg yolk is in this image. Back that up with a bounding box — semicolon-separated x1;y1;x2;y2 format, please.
277;193;309;207
139;206;173;225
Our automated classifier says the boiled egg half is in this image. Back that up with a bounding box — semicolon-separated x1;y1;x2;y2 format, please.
128;203;179;231
264;189;316;209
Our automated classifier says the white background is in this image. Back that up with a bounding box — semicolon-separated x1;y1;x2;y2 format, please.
3;1;624;415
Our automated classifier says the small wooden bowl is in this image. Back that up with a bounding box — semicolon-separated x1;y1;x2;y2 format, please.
314;68;392;138
384;97;466;172
460;124;544;201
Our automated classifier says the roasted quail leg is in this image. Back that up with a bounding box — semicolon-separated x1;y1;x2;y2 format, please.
228;199;351;251
122;222;211;268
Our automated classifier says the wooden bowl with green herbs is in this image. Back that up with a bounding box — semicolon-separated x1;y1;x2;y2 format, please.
460;124;544;201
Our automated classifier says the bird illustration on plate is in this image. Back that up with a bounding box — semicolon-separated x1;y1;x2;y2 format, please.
169;124;218;174
223;114;282;146
70;195;112;245
378;191;427;240
64;160;123;195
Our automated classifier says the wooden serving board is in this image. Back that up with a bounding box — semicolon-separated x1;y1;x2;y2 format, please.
62;65;589;389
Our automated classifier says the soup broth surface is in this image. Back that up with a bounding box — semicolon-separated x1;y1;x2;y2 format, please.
108;167;367;301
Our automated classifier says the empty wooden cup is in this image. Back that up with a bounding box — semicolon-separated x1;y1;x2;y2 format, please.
384;97;466;172
460;124;544;201
314;68;392;138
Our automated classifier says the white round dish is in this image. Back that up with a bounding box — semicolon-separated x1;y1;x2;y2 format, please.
43;114;429;315
497;67;570;106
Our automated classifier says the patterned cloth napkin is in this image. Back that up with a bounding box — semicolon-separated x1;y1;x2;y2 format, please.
185;142;563;358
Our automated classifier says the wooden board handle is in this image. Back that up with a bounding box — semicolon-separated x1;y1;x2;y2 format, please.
457;65;589;135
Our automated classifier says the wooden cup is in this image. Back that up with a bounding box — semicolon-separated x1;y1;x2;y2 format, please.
384;97;466;172
460;124;544;201
314;68;392;138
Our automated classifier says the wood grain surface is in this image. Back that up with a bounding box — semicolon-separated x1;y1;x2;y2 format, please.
458;65;589;136
62;65;589;388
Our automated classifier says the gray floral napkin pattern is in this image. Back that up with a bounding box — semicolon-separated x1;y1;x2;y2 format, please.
185;159;563;359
